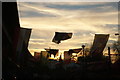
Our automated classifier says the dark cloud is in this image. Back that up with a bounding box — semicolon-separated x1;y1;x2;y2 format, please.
19;10;56;17
18;2;118;18
108;40;116;43
30;39;45;43
105;24;118;28
74;30;95;36
18;2;57;18
44;2;118;12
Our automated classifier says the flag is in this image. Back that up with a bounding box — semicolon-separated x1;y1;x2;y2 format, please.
90;34;109;57
52;32;72;44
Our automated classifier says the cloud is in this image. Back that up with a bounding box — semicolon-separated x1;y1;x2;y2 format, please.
43;2;118;12
18;2;118;18
17;2;118;53
18;2;63;17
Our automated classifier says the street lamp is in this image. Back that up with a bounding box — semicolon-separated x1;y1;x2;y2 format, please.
115;33;120;43
82;45;85;57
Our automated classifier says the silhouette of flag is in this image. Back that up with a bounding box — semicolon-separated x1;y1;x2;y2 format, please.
90;34;109;57
52;32;72;44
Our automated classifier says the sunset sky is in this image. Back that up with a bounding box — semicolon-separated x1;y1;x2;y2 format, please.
17;2;118;56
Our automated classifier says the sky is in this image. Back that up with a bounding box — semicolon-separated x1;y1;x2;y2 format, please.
17;2;118;56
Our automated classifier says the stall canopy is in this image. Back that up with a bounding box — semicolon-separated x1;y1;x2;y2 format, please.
68;48;82;55
45;48;59;57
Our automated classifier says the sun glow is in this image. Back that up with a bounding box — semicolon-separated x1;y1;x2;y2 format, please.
49;52;64;60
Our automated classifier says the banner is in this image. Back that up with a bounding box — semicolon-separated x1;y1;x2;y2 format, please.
90;34;109;57
52;32;72;44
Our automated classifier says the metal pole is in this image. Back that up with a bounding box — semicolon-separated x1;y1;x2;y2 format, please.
82;45;86;78
82;45;85;57
108;47;111;71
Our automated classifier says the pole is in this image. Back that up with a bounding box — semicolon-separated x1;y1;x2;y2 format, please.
82;45;85;57
108;47;111;71
82;45;86;79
